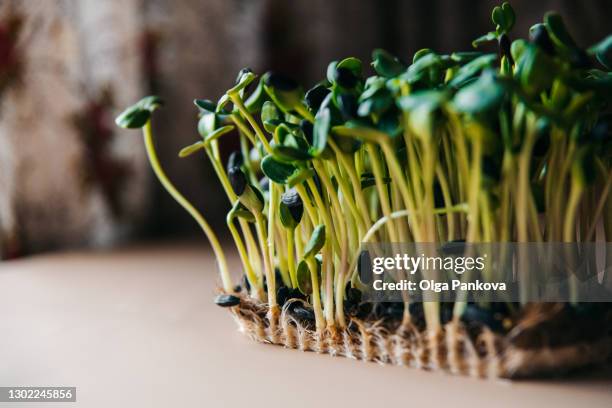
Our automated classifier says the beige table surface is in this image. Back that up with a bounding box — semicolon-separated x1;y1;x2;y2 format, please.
1;242;611;408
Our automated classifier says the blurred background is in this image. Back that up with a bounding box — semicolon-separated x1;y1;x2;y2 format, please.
0;0;610;259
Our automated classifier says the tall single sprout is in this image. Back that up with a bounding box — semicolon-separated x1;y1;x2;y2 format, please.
115;96;233;293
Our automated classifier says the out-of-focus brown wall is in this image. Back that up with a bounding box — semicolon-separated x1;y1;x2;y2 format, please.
0;0;149;258
0;0;610;257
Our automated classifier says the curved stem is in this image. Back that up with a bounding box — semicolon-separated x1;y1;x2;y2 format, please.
142;121;232;292
231;114;257;145
205;147;261;285
229;93;272;154
328;159;366;237
228;215;262;298
328;139;372;232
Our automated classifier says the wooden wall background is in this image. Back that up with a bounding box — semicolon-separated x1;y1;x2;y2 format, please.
0;0;610;257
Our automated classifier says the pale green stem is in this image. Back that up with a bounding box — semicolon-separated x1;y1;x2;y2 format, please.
516;130;535;242
436;166;455;241
328;139;372;232
306;177;341;255
228;93;272;154
286;229;298;287
143;121;232;292
564;180;583;243
467;137;482;242
231;114;257;145
266;184;280;305
346;204;468;280
552;141;575;240
255;213;276;306
327;159;366;237
228;215;263;298
313;160;348;327
313;160;348;250
404;131;424;209
323;243;335;326
367;143;398;242
307;256;326;332
205;147;261;285
274;224;291;286
295;183;319;225
380;141;422;241
295;223;305;259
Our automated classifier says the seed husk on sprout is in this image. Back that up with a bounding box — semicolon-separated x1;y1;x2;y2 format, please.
214;294;241;307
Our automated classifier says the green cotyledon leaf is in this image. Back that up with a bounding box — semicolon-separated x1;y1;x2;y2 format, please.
115;96;163;129
303;224;326;258
261;155;297;184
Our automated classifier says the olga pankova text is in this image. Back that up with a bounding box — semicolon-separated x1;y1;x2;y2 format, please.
372;279;507;293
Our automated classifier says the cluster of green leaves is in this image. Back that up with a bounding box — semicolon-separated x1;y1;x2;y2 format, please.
118;3;611;331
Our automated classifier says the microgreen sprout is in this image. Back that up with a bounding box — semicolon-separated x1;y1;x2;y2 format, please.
117;2;611;337
115;96;234;293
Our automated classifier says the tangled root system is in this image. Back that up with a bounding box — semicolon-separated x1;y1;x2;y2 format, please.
229;294;612;378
